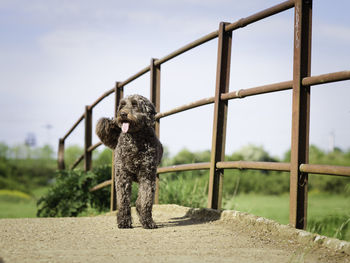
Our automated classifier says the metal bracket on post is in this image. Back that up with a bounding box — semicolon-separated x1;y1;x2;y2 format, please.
84;105;92;171
208;22;232;210
290;0;312;230
110;82;124;212
150;58;161;204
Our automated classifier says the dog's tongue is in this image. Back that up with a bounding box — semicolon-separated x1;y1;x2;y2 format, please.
122;122;129;133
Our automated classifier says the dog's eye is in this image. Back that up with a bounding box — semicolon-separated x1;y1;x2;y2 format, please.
119;101;126;109
131;100;138;108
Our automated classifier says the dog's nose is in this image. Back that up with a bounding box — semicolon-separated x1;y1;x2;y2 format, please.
120;112;128;119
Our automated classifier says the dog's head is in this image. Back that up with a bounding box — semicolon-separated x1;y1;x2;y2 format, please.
116;95;156;133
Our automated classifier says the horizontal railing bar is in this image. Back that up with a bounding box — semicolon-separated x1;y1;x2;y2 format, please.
157;162;211;174
217;161;291;171
147;161;350;177
70;154;84;170
119;66;151;87
89;179;112;192
302;70;350;86
155;1;294;66
226;0;295;32
62;113;85;141
221;80;293;100
89;88;115;109
155;31;219;66
66;70;348;143
156;97;215;120
88;162;350;192
87;142;103;153
155;70;348;121
300;164;350;177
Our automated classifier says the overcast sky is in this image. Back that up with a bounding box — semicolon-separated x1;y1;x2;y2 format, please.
1;0;349;158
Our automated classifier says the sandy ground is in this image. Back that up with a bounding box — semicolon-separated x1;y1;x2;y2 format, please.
0;205;349;263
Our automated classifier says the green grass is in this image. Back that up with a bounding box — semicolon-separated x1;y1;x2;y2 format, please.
223;193;290;224
0;187;50;218
223;193;350;241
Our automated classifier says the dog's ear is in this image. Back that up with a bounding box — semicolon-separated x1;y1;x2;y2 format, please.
136;95;156;127
144;98;156;127
145;100;156;118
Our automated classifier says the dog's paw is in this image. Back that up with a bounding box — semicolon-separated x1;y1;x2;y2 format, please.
118;222;133;229
141;220;158;229
117;218;133;229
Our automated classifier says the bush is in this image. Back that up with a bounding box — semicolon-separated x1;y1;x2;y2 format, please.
223;169;290;196
159;172;208;208
0;143;56;193
37;166;111;217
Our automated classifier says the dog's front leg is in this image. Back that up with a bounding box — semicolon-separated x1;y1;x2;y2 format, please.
136;177;157;229
115;172;133;228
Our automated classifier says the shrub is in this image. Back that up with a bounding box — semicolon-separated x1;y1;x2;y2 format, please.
37;166;111;217
159;172;208;208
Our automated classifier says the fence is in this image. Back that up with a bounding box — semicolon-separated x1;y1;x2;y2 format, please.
57;0;350;230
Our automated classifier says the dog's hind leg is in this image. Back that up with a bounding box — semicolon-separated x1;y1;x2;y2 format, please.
136;177;157;229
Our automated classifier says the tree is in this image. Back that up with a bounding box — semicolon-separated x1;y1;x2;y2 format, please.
228;144;276;162
93;147;112;167
64;145;84;168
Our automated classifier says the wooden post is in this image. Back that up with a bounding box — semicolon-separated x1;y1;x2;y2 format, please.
57;138;65;170
208;22;232;209
150;58;161;204
84;106;92;171
290;0;312;229
111;82;124;211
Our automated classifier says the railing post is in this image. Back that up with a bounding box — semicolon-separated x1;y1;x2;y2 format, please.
208;22;232;209
150;58;161;204
111;82;124;212
57;138;65;170
290;0;312;229
84;105;92;171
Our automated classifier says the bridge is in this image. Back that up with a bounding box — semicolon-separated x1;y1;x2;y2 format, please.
57;0;350;230
1;205;349;262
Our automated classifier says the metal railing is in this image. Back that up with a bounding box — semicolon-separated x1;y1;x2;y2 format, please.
57;0;350;230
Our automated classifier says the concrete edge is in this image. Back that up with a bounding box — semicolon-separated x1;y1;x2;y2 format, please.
185;206;350;255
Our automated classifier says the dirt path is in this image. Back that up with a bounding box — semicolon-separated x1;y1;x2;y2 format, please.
0;205;349;263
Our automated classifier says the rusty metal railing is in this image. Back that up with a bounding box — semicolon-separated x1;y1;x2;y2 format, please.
57;0;350;230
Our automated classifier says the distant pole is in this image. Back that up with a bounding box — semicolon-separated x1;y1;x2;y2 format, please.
328;131;335;152
43;124;53;145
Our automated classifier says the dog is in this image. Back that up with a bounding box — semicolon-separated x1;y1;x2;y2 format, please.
96;94;163;229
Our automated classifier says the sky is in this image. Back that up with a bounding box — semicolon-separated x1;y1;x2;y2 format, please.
0;0;349;158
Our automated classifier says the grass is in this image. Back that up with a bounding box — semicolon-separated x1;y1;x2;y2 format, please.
0;187;49;218
223;193;290;224
223;193;350;241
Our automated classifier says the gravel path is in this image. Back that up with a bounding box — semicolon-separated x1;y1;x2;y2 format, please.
0;205;349;263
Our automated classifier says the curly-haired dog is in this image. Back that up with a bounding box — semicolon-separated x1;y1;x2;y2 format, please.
96;94;163;229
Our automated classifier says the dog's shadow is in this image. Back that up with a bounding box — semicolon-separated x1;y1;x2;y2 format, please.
156;208;222;228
